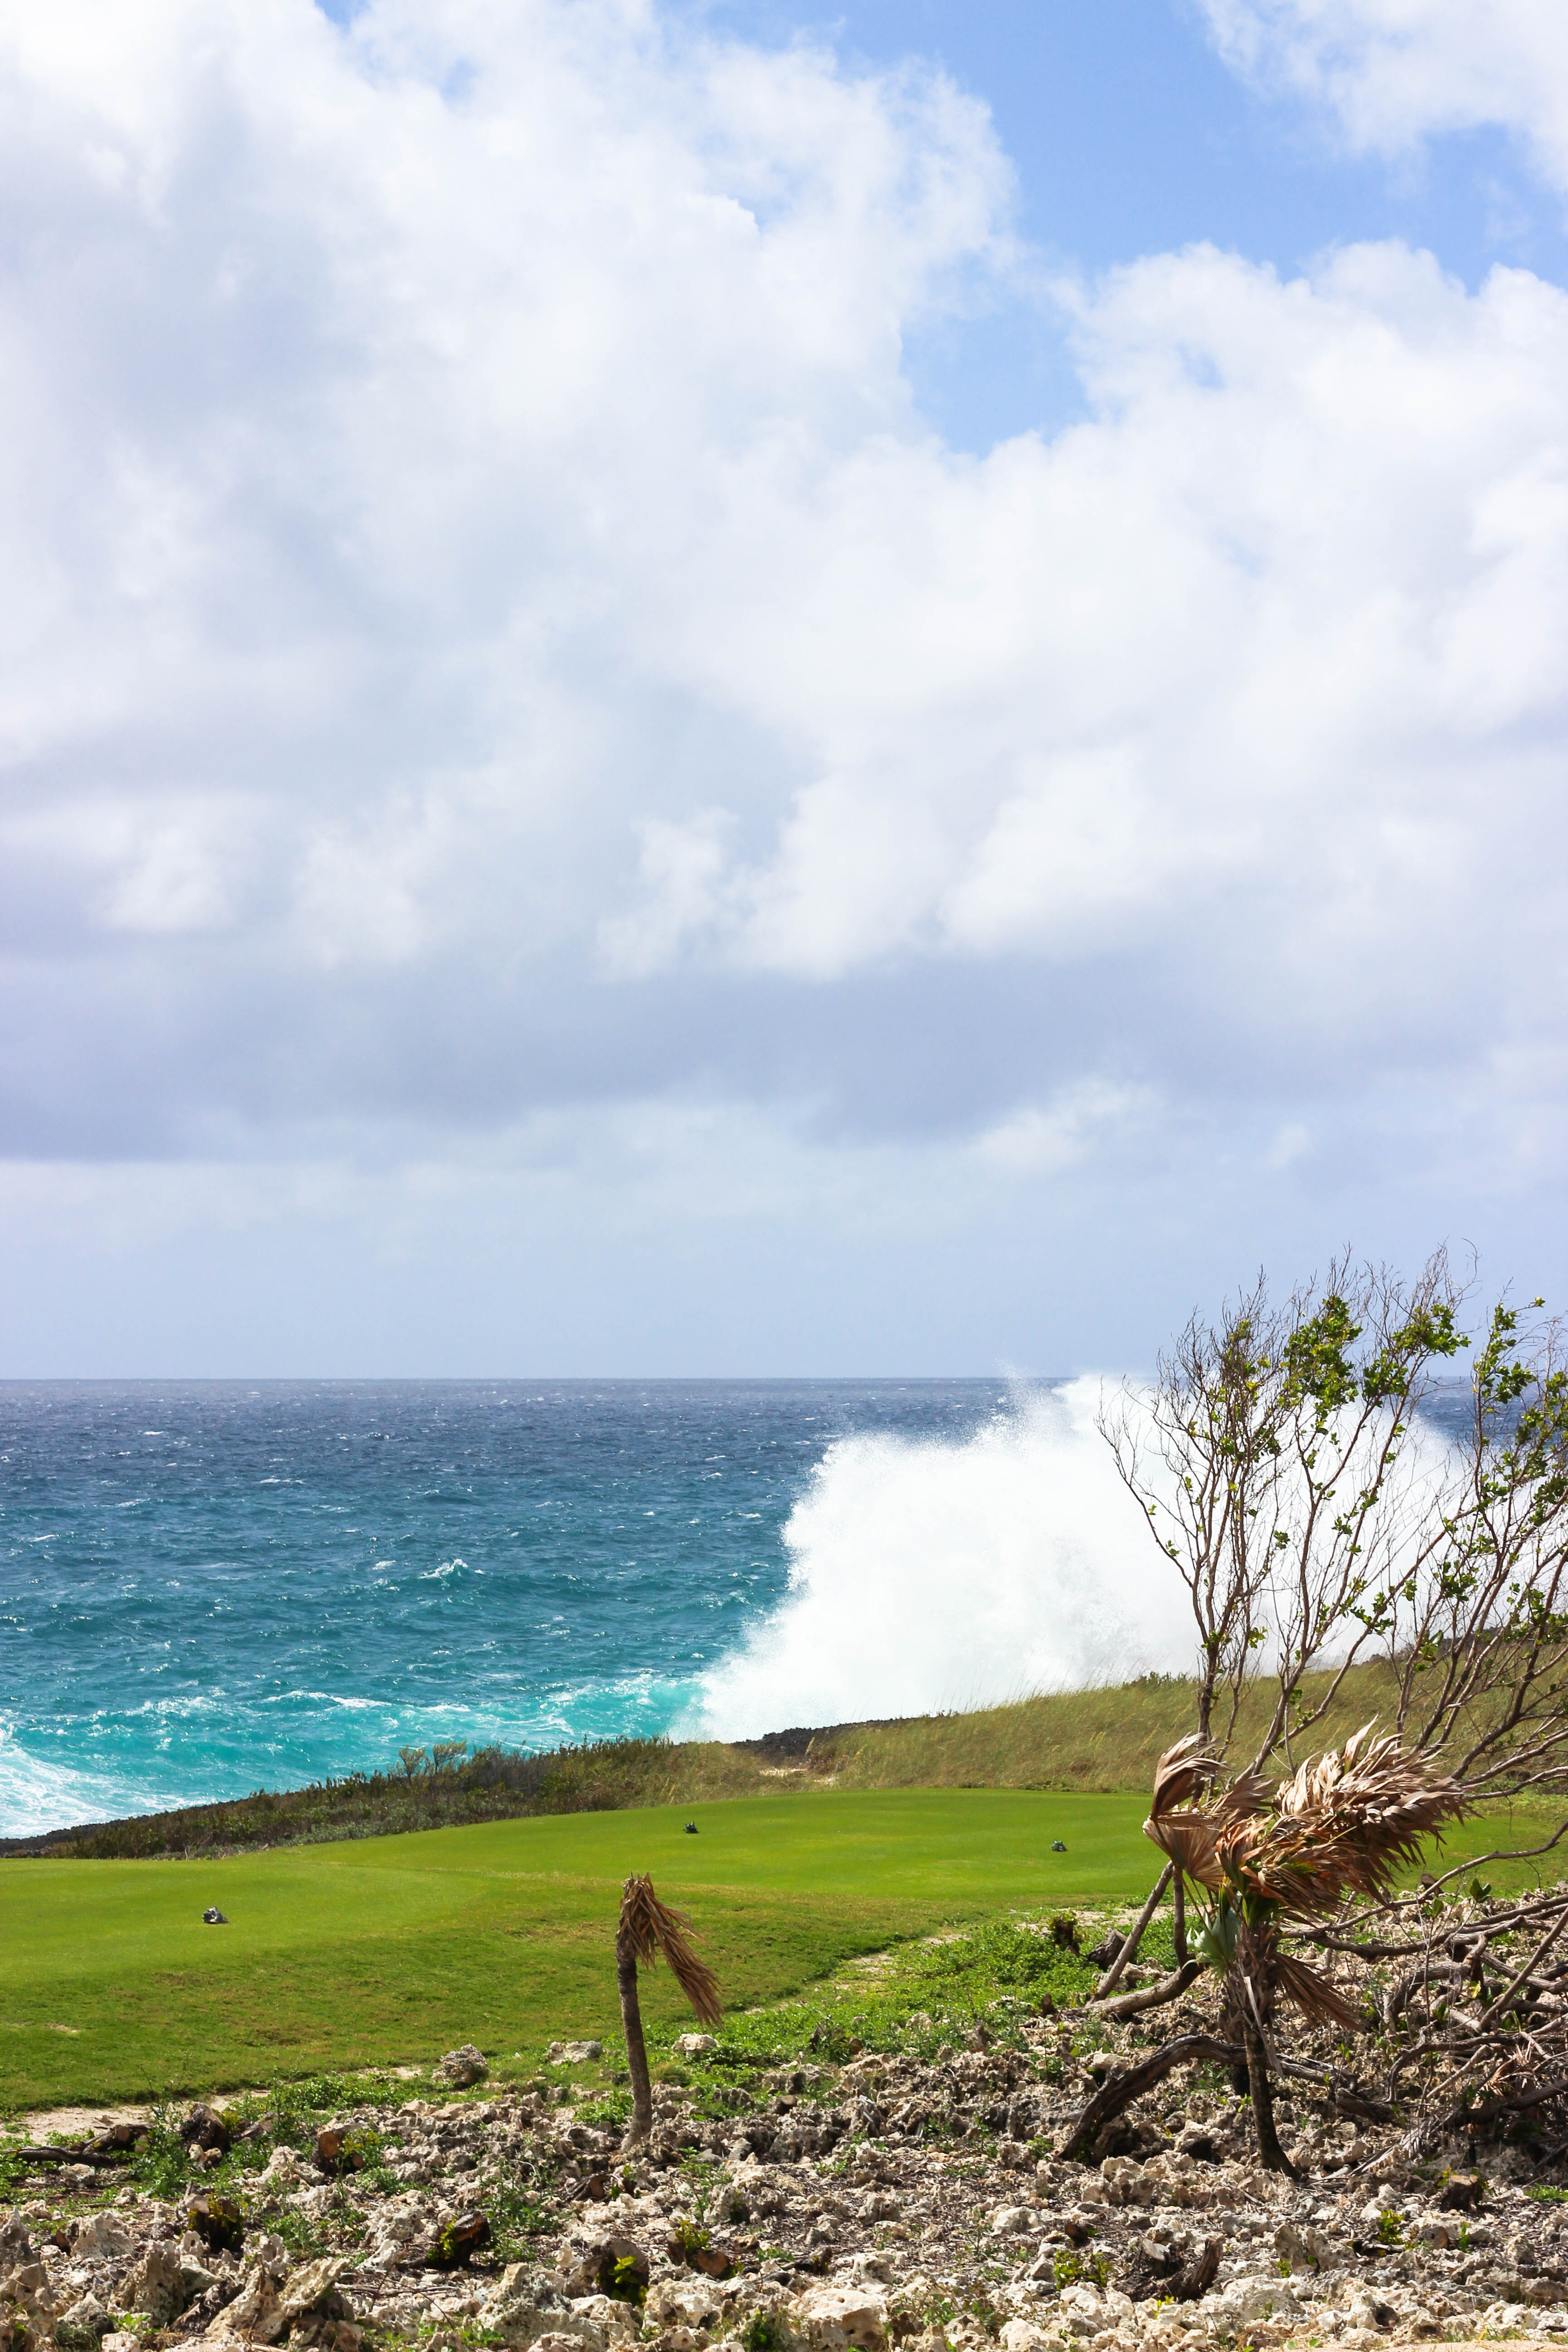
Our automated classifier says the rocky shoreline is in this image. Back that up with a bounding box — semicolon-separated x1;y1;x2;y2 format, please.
6;1988;1567;2352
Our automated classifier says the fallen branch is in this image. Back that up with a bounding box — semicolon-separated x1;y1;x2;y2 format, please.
1099;1959;1204;2022
1442;2074;1568;2132
1059;2033;1241;2163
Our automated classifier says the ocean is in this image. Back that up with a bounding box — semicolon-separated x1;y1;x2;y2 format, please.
0;1379;1013;1837
1;1377;1480;1840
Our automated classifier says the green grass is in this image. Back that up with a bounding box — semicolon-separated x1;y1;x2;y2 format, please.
0;1788;1155;2110
4;1775;1560;2114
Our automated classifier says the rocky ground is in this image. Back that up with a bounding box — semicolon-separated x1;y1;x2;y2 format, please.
5;1982;1567;2352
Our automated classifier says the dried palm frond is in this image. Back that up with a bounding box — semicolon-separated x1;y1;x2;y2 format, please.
1143;1810;1224;1889
1147;1722;1470;1925
1272;1951;1361;2031
1212;1761;1274;1826
1251;1727;1467;1917
618;1874;722;2026
1151;1735;1222;1818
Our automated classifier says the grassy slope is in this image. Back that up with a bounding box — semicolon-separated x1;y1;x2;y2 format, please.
0;1788;1153;2110
21;1656;1563;1863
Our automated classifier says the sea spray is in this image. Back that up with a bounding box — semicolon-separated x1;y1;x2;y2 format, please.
681;1379;1195;1738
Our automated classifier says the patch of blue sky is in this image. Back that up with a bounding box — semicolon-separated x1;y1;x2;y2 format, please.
309;0;1568;449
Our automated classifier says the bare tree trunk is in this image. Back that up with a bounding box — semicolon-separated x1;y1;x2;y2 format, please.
1095;1861;1174;2000
1242;2014;1296;2175
1172;1868;1187;1965
618;1926;654;2149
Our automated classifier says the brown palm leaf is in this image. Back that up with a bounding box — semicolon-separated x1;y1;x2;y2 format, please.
618;1874;723;2026
1150;1734;1222;1818
1147;1721;1470;1926
1273;1951;1361;2031
1212;1760;1274;1827
1143;1809;1225;1889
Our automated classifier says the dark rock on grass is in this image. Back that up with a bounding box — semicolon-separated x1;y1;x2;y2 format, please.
686;2243;735;2279
1438;2171;1486;2211
565;2236;652;2300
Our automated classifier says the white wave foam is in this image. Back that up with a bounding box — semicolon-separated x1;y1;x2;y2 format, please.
0;1717;191;1838
679;1379;1195;1740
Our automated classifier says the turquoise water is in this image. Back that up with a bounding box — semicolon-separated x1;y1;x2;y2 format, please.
0;1379;1004;1835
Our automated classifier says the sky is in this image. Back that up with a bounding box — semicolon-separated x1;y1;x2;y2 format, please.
2;0;1568;1376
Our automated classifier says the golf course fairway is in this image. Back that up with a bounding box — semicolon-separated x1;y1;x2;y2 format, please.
1;1788;1154;2108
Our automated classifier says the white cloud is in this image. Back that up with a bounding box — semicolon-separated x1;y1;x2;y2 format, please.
975;1082;1163;1177
1199;0;1568;192
0;0;1567;1334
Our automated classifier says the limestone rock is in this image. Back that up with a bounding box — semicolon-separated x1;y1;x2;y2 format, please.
1212;2272;1305;2328
0;2225;35;2273
790;2283;888;2351
646;2278;731;2334
477;2268;605;2349
546;2042;603;2067
212;2264;286;2344
1;2259;56;2332
435;2044;490;2088
673;2035;717;2058
57;2295;112;2345
124;2243;193;2327
277;2258;350;2327
71;2217;134;2263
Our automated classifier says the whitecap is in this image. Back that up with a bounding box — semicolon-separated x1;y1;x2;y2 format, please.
677;1380;1194;1740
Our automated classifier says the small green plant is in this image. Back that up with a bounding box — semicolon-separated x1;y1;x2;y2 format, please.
1527;2185;1568;2204
670;2216;712;2259
1375;2210;1405;2248
130;2102;195;2201
575;2089;632;2131
1054;2249;1110;2293
680;2154;721;2230
609;2256;646;2307
487;2161;559;2262
741;2314;786;2352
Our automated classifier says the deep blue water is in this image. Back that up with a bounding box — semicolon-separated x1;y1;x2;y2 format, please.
0;1380;1006;1836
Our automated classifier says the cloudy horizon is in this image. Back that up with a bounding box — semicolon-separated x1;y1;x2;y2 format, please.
3;0;1567;1376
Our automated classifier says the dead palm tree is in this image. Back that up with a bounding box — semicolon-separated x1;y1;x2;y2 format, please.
617;1874;722;2149
1144;1724;1469;2171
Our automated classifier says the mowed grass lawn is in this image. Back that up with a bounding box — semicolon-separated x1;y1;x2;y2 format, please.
3;1784;1553;2113
0;1789;1154;2111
